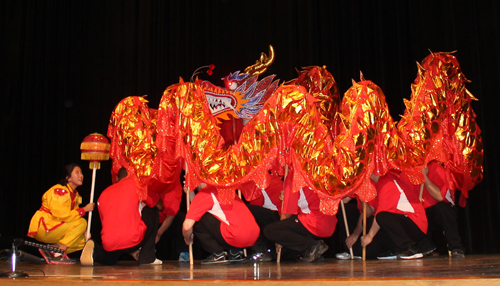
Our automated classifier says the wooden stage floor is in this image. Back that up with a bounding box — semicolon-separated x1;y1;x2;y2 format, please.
2;254;500;285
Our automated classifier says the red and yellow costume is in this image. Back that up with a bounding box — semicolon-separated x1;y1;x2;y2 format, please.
107;49;483;218
27;184;87;253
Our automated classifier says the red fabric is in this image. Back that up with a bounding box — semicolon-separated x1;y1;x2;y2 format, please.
284;186;338;238
421;161;452;208
248;175;283;214
144;165;183;208
53;188;67;196
375;171;428;234
185;186;259;248
159;189;182;223
217;115;244;150
356;194;378;214
98;177;147;251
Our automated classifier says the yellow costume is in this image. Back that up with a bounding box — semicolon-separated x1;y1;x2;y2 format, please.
28;184;87;253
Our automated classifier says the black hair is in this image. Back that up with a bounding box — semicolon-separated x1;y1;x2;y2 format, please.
117;167;128;182
58;163;81;185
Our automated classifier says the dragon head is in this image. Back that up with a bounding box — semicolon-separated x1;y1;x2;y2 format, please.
199;45;279;123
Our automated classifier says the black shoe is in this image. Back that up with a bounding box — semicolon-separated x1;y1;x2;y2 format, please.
421;245;436;256
397;247;423;260
228;250;246;262
250;252;272;262
451;249;465;258
301;240;329;263
377;250;398;260
202;252;228;264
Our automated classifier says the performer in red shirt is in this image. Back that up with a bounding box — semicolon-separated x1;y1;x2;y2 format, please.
80;167;161;265
336;194;396;260
422;161;465;258
362;171;435;260
244;174;283;261
263;169;338;263
182;185;260;264
155;189;182;242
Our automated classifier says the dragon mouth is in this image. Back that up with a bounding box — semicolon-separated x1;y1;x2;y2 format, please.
205;93;236;115
199;80;238;116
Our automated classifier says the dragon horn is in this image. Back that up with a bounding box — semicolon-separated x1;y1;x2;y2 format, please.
244;45;275;76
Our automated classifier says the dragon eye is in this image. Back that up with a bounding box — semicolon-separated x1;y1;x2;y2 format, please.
228;81;238;91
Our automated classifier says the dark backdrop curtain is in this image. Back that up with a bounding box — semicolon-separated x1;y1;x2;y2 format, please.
1;0;499;254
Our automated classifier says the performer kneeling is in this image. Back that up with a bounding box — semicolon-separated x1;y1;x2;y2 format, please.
336;195;396;260
80;167;161;265
28;163;94;264
244;174;283;261
361;172;435;260
421;161;465;258
263;170;338;263
182;184;260;264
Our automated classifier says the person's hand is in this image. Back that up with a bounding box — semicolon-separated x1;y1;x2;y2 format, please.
360;234;373;247
85;232;92;240
346;233;360;249
155;232;162;244
83;203;95;212
279;190;284;201
422;165;429;176
184;233;194;245
280;213;291;220
275;243;283;254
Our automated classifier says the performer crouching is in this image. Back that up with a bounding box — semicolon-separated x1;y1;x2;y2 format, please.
182;184;260;264
263;169;338;263
243;174;283;261
421;161;466;258
28;163;94;264
336;194;396;260
361;171;435;260
80;167;161;265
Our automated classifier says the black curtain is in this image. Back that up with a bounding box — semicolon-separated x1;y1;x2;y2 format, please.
1;0;499;254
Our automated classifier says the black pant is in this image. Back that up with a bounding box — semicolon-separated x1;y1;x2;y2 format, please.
247;204;280;253
376;211;434;252
156;211;189;260
425;202;464;251
336;204;395;259
193;212;241;254
263;215;319;254
94;206;159;265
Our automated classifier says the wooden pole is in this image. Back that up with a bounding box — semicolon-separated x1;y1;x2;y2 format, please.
419;183;425;203
85;167;97;240
340;200;355;259
362;202;367;261
277;165;289;263
185;162;194;266
237;189;247;258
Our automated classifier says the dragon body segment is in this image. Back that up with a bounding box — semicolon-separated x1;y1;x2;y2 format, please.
107;47;483;213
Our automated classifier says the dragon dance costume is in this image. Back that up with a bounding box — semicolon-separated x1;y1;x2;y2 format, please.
96;176;158;265
27;184;87;253
374;171;435;255
103;46;483;260
186;186;260;254
422;161;465;252
106;47;483;216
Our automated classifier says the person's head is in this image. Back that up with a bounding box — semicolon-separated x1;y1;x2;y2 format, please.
59;163;84;189
117;167;128;182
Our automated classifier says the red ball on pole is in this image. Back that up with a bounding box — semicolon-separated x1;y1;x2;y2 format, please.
80;133;110;169
80;132;110;241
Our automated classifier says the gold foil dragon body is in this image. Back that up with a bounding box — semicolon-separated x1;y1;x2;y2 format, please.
107;47;483;214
